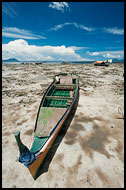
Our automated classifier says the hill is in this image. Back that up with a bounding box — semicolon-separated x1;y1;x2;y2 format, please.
2;58;20;62
112;58;124;63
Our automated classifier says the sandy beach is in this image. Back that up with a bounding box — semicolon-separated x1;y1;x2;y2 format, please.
2;63;124;188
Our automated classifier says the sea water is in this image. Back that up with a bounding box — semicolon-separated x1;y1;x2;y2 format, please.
2;61;94;65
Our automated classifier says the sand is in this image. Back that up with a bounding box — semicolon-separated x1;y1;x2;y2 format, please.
2;63;124;188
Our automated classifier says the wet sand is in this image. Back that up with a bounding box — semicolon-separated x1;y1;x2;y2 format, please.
2;63;124;188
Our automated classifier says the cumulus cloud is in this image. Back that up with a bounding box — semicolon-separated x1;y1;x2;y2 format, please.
2;39;89;61
49;2;70;12
49;22;95;32
104;27;124;35
2;27;46;40
87;50;124;59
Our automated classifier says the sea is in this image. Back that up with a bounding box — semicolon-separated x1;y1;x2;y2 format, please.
2;61;94;65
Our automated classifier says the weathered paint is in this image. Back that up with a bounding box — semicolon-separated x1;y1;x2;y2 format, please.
28;93;76;179
16;73;79;180
28;84;78;179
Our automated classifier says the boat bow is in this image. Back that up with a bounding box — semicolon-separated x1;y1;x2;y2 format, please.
15;131;36;167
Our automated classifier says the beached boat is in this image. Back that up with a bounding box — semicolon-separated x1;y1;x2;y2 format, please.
61;61;68;64
15;73;79;180
94;61;109;67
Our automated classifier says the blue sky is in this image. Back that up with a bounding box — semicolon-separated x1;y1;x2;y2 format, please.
2;2;124;61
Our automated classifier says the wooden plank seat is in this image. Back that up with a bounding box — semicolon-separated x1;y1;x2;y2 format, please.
67;99;73;103
54;84;75;90
45;96;73;100
35;107;67;137
55;86;74;90
54;84;75;86
66;99;73;105
45;96;73;106
60;76;73;85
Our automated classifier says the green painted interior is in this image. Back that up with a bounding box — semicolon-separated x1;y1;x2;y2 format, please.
53;90;70;97
35;107;56;137
48;99;67;108
46;86;55;96
31;74;78;154
30;135;48;153
43;88;75;108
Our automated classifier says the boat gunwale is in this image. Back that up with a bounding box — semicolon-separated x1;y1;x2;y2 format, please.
29;83;79;179
30;73;79;153
35;83;79;157
33;73;78;133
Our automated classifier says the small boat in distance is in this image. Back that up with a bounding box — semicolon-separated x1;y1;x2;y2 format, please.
15;73;79;180
61;61;68;64
94;60;109;67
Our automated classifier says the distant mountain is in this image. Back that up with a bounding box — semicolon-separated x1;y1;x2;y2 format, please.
112;58;124;63
2;58;20;62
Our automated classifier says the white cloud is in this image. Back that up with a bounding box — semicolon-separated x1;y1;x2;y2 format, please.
2;27;46;40
2;39;89;61
50;24;123;35
2;2;18;18
50;22;95;32
49;2;70;12
87;50;124;59
102;52;121;59
50;24;65;31
87;51;99;56
69;46;87;50
79;24;95;32
104;27;124;35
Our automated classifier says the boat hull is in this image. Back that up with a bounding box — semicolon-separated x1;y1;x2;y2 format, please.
28;87;78;179
94;63;109;66
15;73;79;180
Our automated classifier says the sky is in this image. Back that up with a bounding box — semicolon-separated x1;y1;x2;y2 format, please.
2;2;124;61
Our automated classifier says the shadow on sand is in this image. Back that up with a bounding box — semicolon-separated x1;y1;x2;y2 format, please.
36;90;80;179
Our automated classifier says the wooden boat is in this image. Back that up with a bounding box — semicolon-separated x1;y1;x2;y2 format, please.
15;73;79;180
94;61;109;67
61;61;68;64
